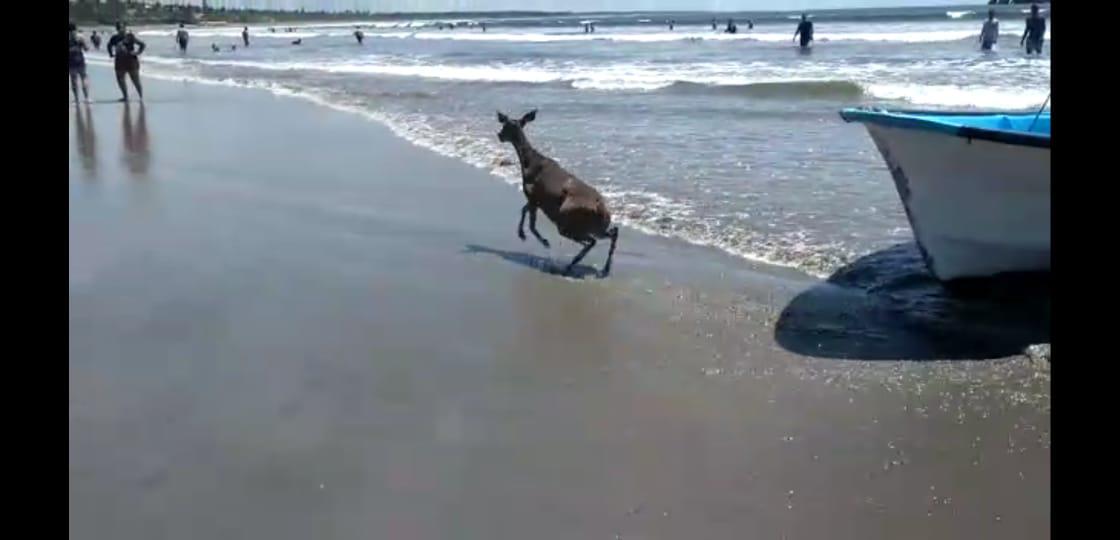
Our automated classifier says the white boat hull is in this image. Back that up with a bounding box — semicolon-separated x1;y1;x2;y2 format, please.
864;124;1050;280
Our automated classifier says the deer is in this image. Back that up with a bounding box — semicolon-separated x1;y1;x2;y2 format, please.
496;109;619;276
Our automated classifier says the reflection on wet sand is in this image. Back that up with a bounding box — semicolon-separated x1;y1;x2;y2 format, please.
121;103;150;178
74;105;97;178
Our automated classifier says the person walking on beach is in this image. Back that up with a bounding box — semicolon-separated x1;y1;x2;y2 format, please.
175;23;189;53
90;30;101;50
1020;4;1046;55
107;21;146;102
794;13;814;49
979;9;999;51
68;22;91;104
242;27;250;47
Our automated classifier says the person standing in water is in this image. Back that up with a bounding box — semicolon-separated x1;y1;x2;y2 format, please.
669;20;675;31
242;27;250;47
68;22;91;104
1020;3;1046;55
726;19;737;34
711;19;717;31
107;21;146;102
793;13;814;49
979;9;999;51
90;30;101;50
175;23;189;53
354;29;364;44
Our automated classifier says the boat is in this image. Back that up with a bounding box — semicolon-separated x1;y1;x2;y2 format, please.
839;108;1050;281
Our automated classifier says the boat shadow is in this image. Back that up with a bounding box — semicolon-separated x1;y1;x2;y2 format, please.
774;243;1050;361
463;244;602;279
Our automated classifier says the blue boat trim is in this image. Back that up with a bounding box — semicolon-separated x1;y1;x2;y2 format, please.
839;108;1050;149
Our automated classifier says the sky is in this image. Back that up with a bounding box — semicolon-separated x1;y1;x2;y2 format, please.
158;1;977;13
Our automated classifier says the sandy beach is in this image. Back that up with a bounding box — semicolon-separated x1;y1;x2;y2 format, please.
70;67;1049;539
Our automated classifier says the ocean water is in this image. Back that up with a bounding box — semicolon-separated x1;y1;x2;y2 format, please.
109;6;1050;279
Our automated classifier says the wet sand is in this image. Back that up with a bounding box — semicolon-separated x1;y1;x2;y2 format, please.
70;67;1049;539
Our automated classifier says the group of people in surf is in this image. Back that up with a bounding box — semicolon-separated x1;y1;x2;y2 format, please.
978;4;1048;55
173;23;252;54
69;4;1050;105
711;18;753;34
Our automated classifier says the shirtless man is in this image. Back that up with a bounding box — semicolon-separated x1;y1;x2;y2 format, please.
979;9;999;51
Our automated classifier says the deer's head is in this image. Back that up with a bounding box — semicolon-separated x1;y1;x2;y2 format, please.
496;109;537;144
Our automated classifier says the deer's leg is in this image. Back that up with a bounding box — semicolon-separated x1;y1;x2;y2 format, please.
518;204;529;241
528;206;550;248
600;226;619;276
564;238;596;275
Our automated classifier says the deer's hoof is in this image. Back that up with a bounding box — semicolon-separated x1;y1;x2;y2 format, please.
517;231;526;241
539;239;550;248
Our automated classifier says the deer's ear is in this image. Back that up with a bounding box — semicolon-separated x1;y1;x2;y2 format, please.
497;111;509;124
520;109;537;126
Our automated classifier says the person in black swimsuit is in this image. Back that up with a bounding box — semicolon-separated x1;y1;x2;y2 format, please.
242;27;250;47
1020;3;1046;55
794;13;814;49
90;30;101;50
107;21;146;102
176;23;189;53
68;22;91;103
354;29;364;44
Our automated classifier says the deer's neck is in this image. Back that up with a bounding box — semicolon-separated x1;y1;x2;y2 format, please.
511;135;540;179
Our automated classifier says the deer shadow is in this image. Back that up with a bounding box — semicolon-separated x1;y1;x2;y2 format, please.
463;244;602;280
774;243;1050;361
